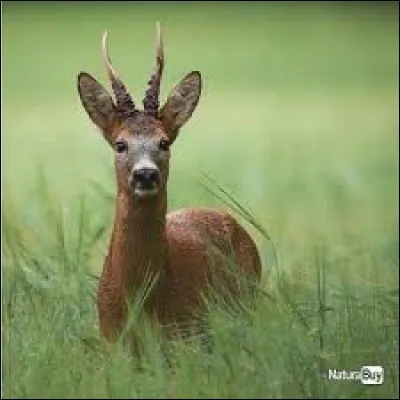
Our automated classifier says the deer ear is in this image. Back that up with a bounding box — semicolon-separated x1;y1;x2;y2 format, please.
159;71;201;142
77;72;120;144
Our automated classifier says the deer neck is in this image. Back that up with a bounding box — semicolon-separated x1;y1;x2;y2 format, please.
108;190;168;298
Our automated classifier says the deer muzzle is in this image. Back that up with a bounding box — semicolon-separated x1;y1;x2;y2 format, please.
131;167;160;197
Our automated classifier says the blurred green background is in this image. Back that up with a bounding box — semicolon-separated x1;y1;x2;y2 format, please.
2;2;399;398
3;1;399;266
3;5;398;197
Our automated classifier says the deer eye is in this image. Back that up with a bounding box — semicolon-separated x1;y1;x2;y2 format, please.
159;139;170;151
114;140;128;153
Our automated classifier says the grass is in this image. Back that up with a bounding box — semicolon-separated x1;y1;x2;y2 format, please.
2;1;399;398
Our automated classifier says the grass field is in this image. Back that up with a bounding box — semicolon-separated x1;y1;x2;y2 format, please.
2;2;399;398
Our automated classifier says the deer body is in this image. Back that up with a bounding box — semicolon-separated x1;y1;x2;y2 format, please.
99;202;261;342
77;24;261;345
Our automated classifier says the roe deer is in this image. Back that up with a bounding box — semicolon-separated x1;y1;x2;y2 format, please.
77;23;262;347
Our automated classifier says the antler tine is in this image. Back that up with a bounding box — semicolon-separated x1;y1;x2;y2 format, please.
101;30;136;115
156;21;164;72
143;21;164;116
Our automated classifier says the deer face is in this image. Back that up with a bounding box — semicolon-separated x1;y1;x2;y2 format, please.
111;113;171;198
77;25;201;199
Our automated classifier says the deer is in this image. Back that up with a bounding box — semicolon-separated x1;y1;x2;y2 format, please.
77;22;262;351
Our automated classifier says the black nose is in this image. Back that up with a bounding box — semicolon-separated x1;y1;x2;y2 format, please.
133;168;160;189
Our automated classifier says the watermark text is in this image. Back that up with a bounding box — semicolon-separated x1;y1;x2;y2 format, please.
328;366;384;385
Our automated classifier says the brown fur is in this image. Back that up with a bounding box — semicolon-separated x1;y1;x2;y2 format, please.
77;24;262;347
97;192;262;344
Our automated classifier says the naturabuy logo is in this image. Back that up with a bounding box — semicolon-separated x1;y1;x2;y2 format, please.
328;366;384;385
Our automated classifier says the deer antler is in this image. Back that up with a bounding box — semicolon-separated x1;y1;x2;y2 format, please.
102;30;136;116
143;21;164;116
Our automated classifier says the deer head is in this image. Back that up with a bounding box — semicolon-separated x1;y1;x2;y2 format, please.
77;23;202;200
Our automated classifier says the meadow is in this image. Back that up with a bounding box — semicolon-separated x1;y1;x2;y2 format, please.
2;2;399;398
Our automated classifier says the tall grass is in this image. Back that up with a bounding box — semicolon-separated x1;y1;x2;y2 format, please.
2;172;398;398
2;2;399;398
